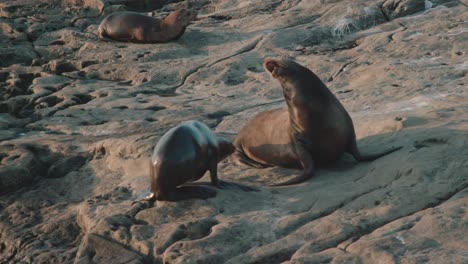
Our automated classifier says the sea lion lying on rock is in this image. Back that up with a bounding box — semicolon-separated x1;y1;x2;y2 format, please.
233;58;402;186
98;8;197;43
134;120;256;204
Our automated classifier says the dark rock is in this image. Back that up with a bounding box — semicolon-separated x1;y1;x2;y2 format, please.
0;144;50;195
46;155;87;178
80;60;99;69
0;44;38;67
46;60;78;74
63;0;105;13
382;0;426;20
0;71;9;82
31;57;46;66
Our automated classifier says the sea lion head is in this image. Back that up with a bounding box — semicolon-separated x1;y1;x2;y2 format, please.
263;57;311;83
167;8;198;26
263;57;312;96
217;137;236;161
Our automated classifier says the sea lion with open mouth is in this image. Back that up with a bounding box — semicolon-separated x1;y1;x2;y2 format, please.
233;58;402;186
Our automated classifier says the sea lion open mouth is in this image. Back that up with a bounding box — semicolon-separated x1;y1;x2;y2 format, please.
264;59;278;72
264;58;281;78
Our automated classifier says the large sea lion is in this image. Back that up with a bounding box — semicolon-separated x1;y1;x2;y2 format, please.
134;120;255;204
233;58;402;186
98;8;197;43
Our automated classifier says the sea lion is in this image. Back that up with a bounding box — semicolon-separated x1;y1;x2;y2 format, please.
233;58;402;186
134;120;255;204
98;8;197;43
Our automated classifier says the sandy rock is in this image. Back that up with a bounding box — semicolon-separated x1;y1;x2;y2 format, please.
63;0;105;13
0;21;28;42
123;0;166;12
345;189;468;264
99;4;128;17
0;0;467;263
0;0;39;18
74;233;149;264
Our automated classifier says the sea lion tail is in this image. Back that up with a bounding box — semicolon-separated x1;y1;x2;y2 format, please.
269;172;313;187
350;144;402;162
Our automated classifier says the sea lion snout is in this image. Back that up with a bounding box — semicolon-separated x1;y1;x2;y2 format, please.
217;138;236;160
264;59;278;73
263;58;284;78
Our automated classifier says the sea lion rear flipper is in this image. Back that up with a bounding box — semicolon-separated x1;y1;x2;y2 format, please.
349;142;402;162
214;180;259;192
269;171;314;187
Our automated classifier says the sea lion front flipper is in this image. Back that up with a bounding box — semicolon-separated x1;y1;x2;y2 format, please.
269;136;316;187
208;157;258;192
164;186;217;201
131;193;156;205
208;155;221;185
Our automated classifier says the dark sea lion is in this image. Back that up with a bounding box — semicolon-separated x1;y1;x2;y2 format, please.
98;8;197;43
233;58;402;186
134;120;255;204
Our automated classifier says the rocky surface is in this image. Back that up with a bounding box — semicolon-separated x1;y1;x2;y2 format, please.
1;0;467;263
